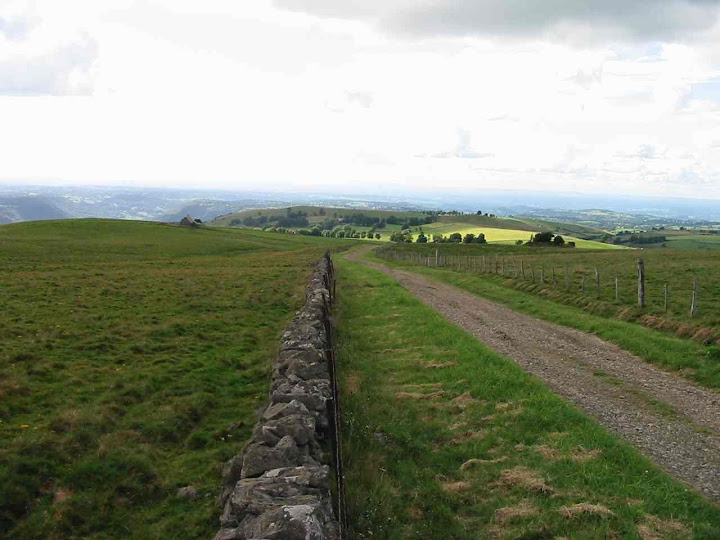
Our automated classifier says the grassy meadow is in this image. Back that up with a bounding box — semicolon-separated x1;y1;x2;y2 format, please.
371;243;720;388
0;219;350;538
335;257;720;538
660;230;720;250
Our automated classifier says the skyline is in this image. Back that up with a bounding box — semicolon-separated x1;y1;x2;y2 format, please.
2;1;720;198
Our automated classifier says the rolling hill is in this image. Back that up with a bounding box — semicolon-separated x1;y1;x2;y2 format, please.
212;205;623;249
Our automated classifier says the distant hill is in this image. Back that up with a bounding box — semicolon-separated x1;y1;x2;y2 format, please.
213;205;521;229
0;196;68;224
210;205;624;249
159;200;263;222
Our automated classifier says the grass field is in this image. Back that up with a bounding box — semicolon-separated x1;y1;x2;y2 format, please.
664;231;720;250
336;257;720;538
0;219;350;538
371;244;720;388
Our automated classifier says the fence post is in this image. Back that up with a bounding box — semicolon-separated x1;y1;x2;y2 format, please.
540;265;544;284
638;258;645;308
615;276;619;302
551;267;556;286
531;265;536;283
664;282;669;312
690;278;699;317
581;272;585;294
595;268;601;298
564;264;569;290
521;260;526;279
435;249;438;266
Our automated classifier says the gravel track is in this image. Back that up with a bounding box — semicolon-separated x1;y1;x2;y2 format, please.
346;250;720;501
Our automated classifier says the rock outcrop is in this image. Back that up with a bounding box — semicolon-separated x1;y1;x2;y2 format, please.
215;254;341;540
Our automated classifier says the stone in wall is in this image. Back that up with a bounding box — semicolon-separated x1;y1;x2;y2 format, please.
215;255;340;540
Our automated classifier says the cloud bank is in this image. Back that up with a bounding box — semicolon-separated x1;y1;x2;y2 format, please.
276;0;720;42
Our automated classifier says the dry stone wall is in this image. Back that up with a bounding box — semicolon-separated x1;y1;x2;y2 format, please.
216;254;342;540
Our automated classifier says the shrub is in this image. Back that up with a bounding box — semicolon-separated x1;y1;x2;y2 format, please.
532;232;555;243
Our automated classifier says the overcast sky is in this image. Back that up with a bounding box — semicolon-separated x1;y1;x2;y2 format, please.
2;0;720;198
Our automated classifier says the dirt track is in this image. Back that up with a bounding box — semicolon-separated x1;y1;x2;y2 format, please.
346;249;720;501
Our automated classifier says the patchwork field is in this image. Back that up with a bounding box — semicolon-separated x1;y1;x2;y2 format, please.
335;257;720;538
0;220;349;538
212;205;622;250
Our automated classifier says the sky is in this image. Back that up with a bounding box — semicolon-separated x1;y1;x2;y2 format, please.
2;0;720;198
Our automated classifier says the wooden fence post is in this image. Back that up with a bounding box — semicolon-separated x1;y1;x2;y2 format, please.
690;278;699;317
564;264;569;290
521;260;525;279
581;272;585;294
540;266;544;284
595;268;601;298
664;282;669;312
551;267;556;286
435;249;438;266
615;276;619;303
531;265;536;284
638;258;645;308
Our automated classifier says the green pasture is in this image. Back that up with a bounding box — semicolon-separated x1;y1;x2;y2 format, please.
0;219;349;538
336;257;720;538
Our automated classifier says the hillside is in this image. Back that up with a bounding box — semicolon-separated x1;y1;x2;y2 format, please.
0;196;68;224
0;219;351;538
212;205;623;249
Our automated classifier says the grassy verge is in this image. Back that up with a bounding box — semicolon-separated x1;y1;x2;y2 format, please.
0;219;350;538
371;243;720;337
335;257;720;539
365;250;720;389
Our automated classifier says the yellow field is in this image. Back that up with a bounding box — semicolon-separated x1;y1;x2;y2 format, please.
418;224;535;242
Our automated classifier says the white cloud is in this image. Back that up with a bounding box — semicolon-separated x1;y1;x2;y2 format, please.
275;0;720;43
0;0;719;198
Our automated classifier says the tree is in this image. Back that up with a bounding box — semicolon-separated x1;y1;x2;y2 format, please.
375;233;381;240
553;235;565;246
194;218;202;223
532;232;555;243
476;210;483;215
567;241;576;248
449;232;462;243
463;233;475;243
475;233;487;244
416;233;428;243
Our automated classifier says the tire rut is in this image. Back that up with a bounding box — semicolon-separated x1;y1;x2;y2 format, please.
347;250;720;502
